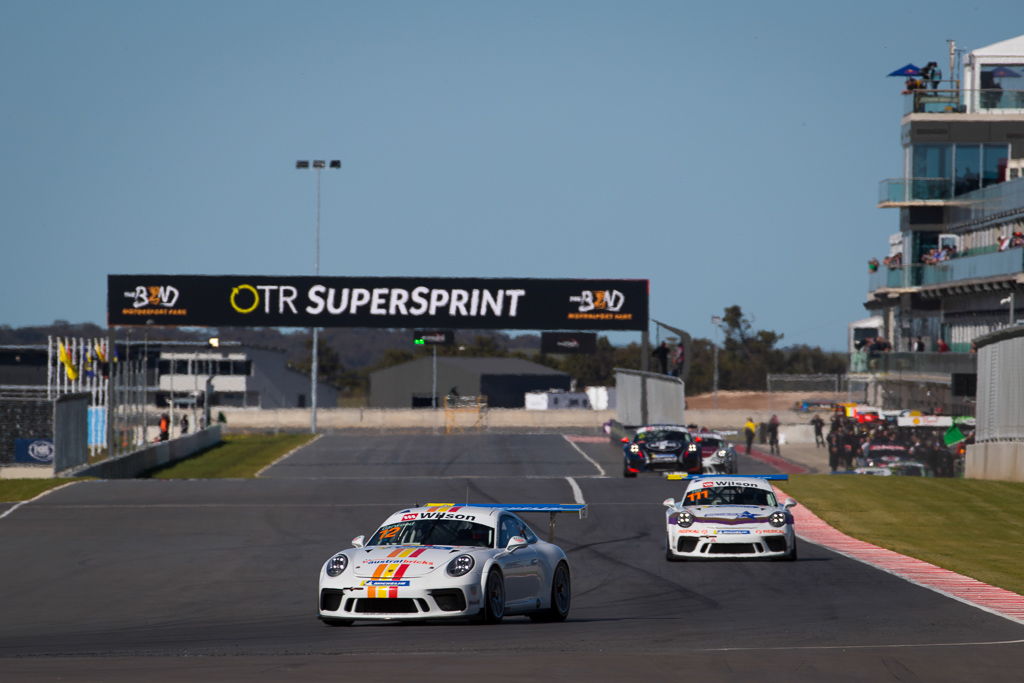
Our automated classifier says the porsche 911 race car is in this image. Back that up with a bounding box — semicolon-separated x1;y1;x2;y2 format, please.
692;430;739;474
662;475;797;561
318;503;584;625
621;424;699;478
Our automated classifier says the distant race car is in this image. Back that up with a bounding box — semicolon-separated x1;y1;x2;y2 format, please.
621;424;699;478
318;503;584;625
662;475;798;561
692;430;739;475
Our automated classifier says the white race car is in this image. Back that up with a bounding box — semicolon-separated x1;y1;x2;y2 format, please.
662;475;797;561
318;503;585;625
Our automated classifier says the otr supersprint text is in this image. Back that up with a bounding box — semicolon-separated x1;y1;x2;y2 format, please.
229;284;527;318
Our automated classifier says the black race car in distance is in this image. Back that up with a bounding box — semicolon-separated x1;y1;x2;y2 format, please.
621;425;699;478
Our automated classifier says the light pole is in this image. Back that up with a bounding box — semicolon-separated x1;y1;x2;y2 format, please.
711;315;722;410
1001;291;1016;325
296;159;341;433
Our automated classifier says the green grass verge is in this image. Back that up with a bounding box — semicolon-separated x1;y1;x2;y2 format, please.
0;478;92;502
781;475;1024;596
147;433;316;479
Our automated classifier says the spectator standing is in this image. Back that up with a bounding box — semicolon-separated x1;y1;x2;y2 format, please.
743;417;756;455
670;342;685;377
180;414;189;435
936;338;950;352
767;415;780;455
158;413;170;442
811;414;825;448
652;341;670;374
912;337;925;352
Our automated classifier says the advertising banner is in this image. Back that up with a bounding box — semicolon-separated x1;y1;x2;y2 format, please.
108;275;648;331
14;438;55;465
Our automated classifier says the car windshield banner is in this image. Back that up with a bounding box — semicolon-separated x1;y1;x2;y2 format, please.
108;275;649;331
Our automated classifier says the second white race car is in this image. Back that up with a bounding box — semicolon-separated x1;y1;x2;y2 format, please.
662;475;797;561
318;503;584;625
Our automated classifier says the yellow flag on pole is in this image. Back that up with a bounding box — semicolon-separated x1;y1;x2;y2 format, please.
58;341;79;381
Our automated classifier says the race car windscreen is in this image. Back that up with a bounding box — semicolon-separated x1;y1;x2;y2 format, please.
697;437;723;449
637;429;688;442
683;485;777;507
368;519;496;548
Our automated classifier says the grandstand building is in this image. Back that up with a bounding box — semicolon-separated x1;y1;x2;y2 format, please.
853;33;1024;413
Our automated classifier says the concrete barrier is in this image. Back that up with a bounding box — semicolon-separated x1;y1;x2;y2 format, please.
966;442;1024;482
65;425;222;479
218;408;615;431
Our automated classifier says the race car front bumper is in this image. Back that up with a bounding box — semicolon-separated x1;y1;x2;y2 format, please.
318;577;484;621
668;527;793;559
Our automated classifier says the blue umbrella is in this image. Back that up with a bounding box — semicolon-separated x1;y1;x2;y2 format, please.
888;63;921;77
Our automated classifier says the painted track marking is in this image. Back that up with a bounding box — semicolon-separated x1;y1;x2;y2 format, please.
0;481;83;521
255;433;324;477
565;476;586;505
562;434;606;477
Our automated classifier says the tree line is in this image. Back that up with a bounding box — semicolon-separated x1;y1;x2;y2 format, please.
1;305;846;399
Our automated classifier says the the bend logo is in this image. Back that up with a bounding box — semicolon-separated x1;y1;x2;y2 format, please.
126;286;180;308
569;290;624;313
28;440;55;463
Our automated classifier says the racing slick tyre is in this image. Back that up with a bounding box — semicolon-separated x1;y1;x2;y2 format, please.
473;569;506;624
623;463;637;478
319;617;353;627
782;543;798;561
529;562;571;622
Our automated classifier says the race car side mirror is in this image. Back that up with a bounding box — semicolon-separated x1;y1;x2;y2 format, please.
351;535;365;548
784;499;797;509
506;536;528;553
662;498;676;508
620;437;630;443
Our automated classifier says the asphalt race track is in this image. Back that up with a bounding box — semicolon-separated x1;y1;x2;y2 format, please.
1;433;1022;682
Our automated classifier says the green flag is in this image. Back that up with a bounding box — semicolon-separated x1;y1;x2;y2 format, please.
943;424;966;447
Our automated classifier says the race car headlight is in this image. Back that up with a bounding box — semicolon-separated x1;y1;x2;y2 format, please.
677;511;695;527
325;553;348;577
769;511;787;527
629;444;640;454
446;554;475;577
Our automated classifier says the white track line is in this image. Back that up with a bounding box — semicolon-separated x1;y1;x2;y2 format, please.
0;481;83;520
255;433;324;477
562;434;606;477
565;476;586;506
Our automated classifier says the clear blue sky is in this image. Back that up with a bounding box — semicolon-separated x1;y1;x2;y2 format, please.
2;1;1020;350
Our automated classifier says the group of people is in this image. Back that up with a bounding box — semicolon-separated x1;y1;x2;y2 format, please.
651;341;685;377
997;231;1024;251
903;61;942;92
742;415;782;456
825;414;965;477
920;244;958;265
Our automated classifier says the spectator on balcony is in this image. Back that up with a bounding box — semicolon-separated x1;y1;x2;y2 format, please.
868;257;880;272
912;337;926;352
998;234;1011;251
652;341;670;374
1011;231;1024;248
921;62;941;89
883;252;903;269
936;338;950;352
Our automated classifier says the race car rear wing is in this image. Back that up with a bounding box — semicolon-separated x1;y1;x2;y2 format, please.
425;503;587;542
662;473;789;481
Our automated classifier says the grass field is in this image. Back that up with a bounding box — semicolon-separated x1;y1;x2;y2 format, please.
147;433;316;479
781;474;1024;596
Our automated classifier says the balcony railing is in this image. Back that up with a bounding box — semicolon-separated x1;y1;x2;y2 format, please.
902;88;1024;115
849;351;976;375
878;177;950;204
868;248;1024;292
